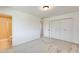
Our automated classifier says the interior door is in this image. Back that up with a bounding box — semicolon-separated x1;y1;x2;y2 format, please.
0;16;12;50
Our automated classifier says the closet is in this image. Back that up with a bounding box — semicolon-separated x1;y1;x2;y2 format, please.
0;15;12;50
44;18;73;42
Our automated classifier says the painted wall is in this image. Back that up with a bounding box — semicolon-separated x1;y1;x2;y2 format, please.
44;11;79;44
0;7;41;46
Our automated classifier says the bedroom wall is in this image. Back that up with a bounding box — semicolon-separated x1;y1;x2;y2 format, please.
0;7;41;46
43;11;79;44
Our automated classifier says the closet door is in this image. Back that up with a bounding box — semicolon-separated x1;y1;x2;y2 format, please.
44;19;49;37
60;18;73;42
51;20;61;39
51;18;73;42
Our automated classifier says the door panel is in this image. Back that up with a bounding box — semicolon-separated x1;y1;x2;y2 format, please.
60;19;73;42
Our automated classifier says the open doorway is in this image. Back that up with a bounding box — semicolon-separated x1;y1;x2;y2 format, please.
0;15;12;50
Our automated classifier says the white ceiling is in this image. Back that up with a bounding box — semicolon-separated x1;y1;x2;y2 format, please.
3;6;79;18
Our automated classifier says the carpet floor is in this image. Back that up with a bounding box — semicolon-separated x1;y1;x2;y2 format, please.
1;37;79;53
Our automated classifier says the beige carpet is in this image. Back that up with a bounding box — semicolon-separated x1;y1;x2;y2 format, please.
1;37;79;53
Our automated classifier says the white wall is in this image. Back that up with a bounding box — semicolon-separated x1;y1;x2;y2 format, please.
44;11;79;44
0;7;41;46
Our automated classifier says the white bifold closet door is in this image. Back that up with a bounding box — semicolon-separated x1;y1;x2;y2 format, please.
50;18;73;42
44;18;73;42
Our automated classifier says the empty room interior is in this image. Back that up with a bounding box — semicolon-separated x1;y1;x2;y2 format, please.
0;6;79;53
